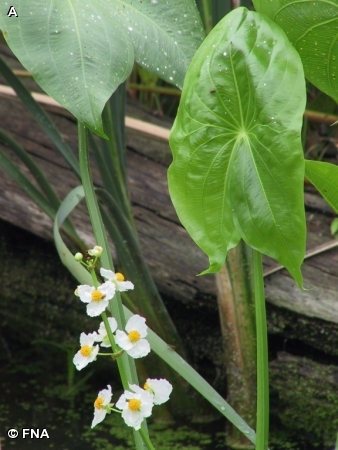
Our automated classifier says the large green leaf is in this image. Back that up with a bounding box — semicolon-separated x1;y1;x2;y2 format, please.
168;7;306;286
253;0;338;103
0;0;204;137
305;160;338;213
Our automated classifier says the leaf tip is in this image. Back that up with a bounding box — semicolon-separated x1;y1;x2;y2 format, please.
198;260;225;276
288;266;304;290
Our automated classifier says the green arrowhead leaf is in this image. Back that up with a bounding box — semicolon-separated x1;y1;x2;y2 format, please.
305;160;338;213
168;8;306;286
0;0;203;136
253;0;338;103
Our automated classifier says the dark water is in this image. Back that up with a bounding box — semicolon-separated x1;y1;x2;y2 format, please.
0;220;334;450
0;343;227;450
0;342;333;450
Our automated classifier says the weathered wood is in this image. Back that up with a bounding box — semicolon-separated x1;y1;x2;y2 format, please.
0;92;214;304
270;352;338;445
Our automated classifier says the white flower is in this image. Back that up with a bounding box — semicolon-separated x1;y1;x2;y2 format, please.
100;268;134;292
143;378;173;405
115;384;154;430
91;385;113;428
95;318;118;347
115;315;150;358
77;282;116;317
73;332;99;370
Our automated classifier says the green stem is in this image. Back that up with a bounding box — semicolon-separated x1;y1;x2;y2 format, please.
78;122;150;449
201;0;213;34
139;428;156;450
78;122;130;388
90;268;99;288
253;250;269;450
101;311;119;353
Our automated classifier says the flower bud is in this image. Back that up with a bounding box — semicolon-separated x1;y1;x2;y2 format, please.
74;252;83;261
88;246;103;257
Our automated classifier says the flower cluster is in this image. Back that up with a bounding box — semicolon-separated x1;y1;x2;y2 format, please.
92;378;172;429
72;246;172;431
73;314;150;369
75;267;134;317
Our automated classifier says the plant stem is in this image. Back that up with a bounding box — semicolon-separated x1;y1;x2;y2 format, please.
201;0;213;34
253;250;269;450
78;122;151;450
127;82;181;96
139;428;156;450
216;242;256;448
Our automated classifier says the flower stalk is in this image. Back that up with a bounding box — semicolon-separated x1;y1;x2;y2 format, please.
253;250;269;450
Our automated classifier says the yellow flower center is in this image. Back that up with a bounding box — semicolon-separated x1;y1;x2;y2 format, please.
128;398;141;411
128;330;141;343
80;345;92;357
116;272;125;281
94;396;104;410
143;382;154;395
91;290;105;302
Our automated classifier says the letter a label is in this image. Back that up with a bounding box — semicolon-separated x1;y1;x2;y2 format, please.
7;6;18;17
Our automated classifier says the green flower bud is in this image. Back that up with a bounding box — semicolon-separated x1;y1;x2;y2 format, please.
74;252;83;261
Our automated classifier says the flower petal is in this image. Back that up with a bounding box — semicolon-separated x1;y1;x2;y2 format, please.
100;267;115;280
117;280;134;292
122;409;144;430
115;330;134;351
127;339;151;359
145;379;173;405
115;393;127;410
100;281;116;299
91;408;107;428
73;352;88;370
86;300;109;317
125;315;148;337
99;385;112;405
80;332;98;346
77;285;93;303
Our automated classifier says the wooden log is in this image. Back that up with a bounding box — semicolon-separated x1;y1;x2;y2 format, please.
0;92;216;303
269;352;338;446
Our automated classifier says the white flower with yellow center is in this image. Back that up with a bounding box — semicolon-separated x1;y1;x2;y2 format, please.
100;268;134;292
91;385;113;428
77;282;116;317
115;315;150;358
143;378;173;405
95;318;118;347
73;332;99;370
115;384;154;430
